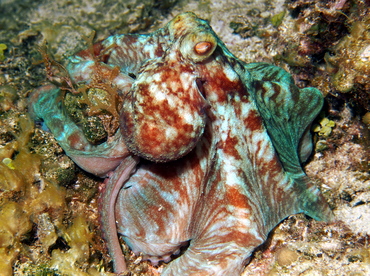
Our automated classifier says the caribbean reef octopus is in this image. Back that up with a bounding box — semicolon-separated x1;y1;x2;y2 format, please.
29;12;334;276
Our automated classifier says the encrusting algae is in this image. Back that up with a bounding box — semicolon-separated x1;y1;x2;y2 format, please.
325;18;370;93
0;112;108;275
0;115;66;274
0;44;7;62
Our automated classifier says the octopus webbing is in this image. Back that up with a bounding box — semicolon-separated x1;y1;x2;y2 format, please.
29;12;334;276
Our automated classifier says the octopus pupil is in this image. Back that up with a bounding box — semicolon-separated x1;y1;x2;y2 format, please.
128;72;137;79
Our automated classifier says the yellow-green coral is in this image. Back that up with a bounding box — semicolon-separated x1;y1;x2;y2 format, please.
0;84;18;111
0;115;41;191
0;115;67;274
0;247;18;276
0;43;7;61
0;113;110;275
270;11;286;28
0;201;33;274
313;117;336;137
49;214;111;276
362;112;370;125
325;18;370;92
2;157;15;169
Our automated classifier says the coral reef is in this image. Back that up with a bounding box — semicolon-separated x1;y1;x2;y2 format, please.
0;113;66;275
242;216;370;276
3;0;178;59
0;0;369;275
325;8;370;93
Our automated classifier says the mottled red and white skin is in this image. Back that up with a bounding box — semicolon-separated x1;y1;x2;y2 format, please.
29;12;334;276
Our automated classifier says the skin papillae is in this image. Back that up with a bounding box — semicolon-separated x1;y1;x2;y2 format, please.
29;12;334;276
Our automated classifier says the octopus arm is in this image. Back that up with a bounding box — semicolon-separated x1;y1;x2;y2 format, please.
28;86;130;177
99;156;139;272
242;63;333;222
244;63;322;173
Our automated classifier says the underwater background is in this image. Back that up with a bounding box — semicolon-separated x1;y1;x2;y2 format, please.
0;0;369;275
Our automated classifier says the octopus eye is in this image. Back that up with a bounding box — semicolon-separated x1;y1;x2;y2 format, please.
181;32;217;63
194;41;213;55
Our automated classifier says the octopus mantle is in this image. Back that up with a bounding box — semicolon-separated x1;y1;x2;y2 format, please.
30;12;333;276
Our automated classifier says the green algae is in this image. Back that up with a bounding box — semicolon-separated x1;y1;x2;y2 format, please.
0;44;7;61
313;117;336;138
270;10;286;28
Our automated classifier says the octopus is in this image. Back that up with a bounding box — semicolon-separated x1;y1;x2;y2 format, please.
29;12;334;276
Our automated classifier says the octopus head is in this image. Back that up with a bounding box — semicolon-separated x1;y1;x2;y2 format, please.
120;13;218;162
